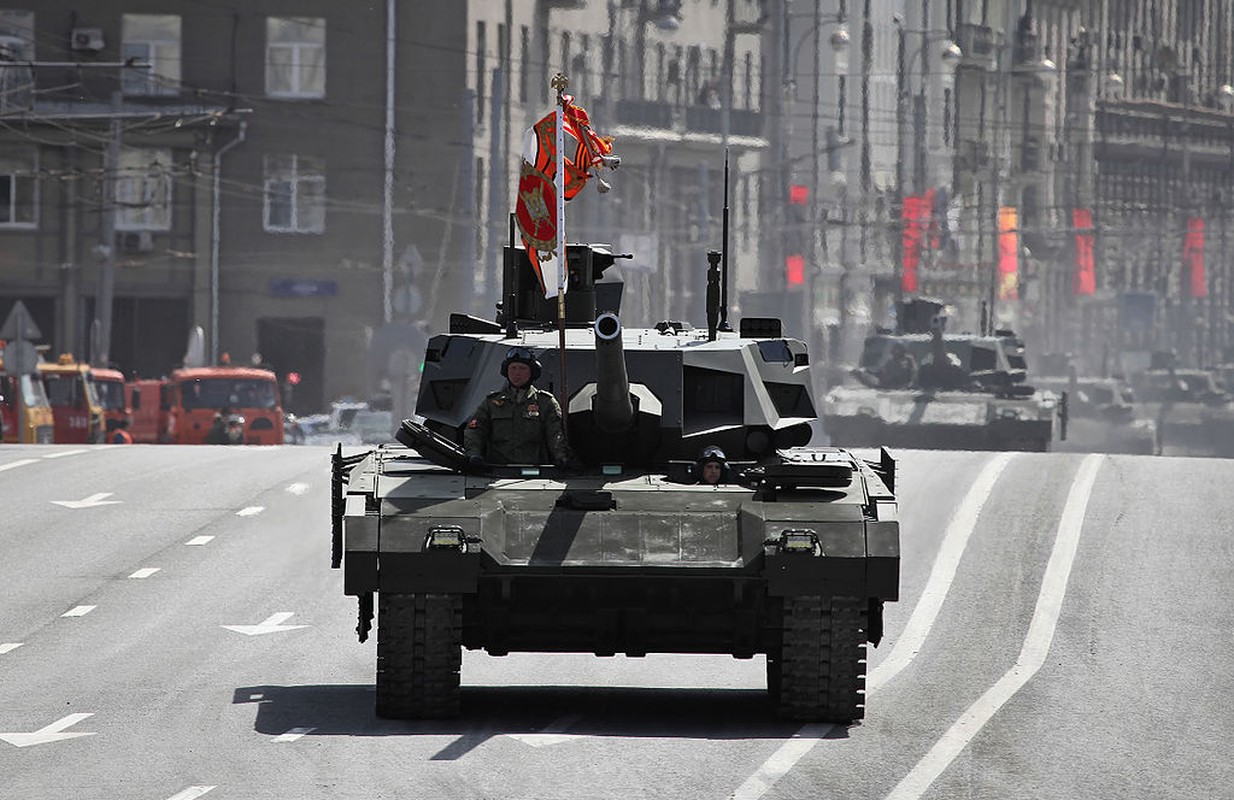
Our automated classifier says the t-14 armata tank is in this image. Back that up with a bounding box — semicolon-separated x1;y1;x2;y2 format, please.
822;299;1065;451
331;241;900;723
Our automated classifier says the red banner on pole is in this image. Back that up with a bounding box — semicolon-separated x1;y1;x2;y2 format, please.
901;194;926;293
1184;217;1207;298
1072;208;1095;296
997;206;1018;301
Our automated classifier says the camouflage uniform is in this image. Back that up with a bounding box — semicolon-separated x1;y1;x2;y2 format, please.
464;384;569;465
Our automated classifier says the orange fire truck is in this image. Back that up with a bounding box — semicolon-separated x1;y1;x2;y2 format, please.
38;354;105;444
0;341;55;444
163;366;284;445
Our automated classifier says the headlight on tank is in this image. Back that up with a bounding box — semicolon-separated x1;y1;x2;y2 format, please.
998;408;1022;420
763;528;821;556
857;405;878;417
425;525;466;550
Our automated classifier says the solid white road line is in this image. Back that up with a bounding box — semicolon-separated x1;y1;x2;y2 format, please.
273;726;317;742
165;788;216;800
884;454;1104;800
61;605;96;617
236;506;265;517
0;643;23;655
0;458;39;472
285;482;310;495
731;453;1016;800
185;536;214;546
129;568;161;579
41;449;88;459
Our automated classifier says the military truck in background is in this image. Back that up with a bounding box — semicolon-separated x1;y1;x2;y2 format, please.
331;240;901;723
1127;351;1234;457
1032;353;1156;455
822;298;1063;451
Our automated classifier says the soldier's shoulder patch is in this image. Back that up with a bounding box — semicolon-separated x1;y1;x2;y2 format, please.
467;418;479;428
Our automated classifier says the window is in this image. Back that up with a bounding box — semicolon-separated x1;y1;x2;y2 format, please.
0;147;36;226
115;147;172;231
263;154;325;233
121;14;181;97
266;17;325;98
0;10;34;112
476;22;486;124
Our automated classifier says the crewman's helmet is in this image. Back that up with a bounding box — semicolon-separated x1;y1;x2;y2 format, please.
500;346;542;381
696;445;727;468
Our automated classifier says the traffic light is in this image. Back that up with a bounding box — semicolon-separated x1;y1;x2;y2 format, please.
287;371;302;385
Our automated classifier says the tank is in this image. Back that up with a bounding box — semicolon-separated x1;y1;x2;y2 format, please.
1126;351;1234;457
821;299;1063;451
1032;354;1156;455
331;243;900;723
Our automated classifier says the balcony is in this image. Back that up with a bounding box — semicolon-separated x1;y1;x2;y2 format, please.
614;98;673;129
955;23;996;71
685;106;763;137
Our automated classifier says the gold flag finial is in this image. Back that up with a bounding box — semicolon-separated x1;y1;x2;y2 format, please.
551;73;569;95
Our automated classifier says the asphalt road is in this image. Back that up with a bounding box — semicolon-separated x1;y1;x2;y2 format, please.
1;444;1230;799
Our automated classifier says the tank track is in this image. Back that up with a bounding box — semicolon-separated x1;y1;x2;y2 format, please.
774;595;867;722
375;593;463;719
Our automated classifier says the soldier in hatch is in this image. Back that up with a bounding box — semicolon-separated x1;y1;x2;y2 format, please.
877;342;917;389
916;326;970;391
464;347;574;468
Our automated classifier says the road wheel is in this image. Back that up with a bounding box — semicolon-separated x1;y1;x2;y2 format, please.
777;595;867;722
375;593;462;718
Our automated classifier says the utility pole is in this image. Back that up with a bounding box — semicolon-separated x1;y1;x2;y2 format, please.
94;91;122;367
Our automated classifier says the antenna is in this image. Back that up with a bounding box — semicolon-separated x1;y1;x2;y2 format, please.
719;148;732;331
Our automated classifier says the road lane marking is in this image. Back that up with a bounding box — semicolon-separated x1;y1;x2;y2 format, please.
185;536;214;546
0;459;39;472
732;452;1016;800
129;568;161;579
0;713;96;747
506;713;583;747
221;612;308;636
884;453;1104;800
42;449;88;459
236;506;265;517
61;605;96;617
165;788;216;800
51;492;122;509
285;483;310;495
0;643;23;654
273;726;316;742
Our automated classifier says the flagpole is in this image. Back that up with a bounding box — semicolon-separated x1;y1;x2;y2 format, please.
552;73;570;435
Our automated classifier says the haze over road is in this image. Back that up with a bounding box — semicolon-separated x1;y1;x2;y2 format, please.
1;444;1230;799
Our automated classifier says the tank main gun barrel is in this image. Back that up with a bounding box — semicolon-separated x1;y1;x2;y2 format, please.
592;312;634;432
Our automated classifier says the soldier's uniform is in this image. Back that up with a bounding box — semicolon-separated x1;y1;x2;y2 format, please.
464;384;569;465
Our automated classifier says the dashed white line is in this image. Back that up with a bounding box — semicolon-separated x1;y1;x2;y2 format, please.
165;788;216;800
884;454;1104;800
285;482;310;496
732;452;1016;800
0;459;39;472
129;568;161;579
236;506;265;517
273;726;317;742
0;643;23;655
61;605;96;617
185;536;215;546
41;449;88;459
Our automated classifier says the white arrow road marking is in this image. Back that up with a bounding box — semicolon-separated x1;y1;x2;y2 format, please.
505;713;583;747
285;482;310;496
185;536;214;546
221;612;308;636
885;454;1104;800
273;726;316;742
236;506;265;517
42;449;88;459
51;492;122;509
0;643;23;655
165;787;216;800
61;605;96;617
0;458;40;472
129;568;161;579
0;713;96;747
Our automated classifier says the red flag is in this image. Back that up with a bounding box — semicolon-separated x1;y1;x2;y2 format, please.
1184;217;1207;298
515;96;617;293
901;194;926;293
1072;208;1095;296
997;206;1018;301
785;254;805;286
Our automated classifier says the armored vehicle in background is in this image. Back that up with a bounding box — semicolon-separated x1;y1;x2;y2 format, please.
1127;351;1234;457
1031;354;1155;455
822;299;1062;451
332;242;900;723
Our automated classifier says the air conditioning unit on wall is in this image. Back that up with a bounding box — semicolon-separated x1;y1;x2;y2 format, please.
117;230;154;253
70;27;105;52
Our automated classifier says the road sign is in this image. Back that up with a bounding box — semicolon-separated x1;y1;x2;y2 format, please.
0;300;42;340
3;339;38;374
